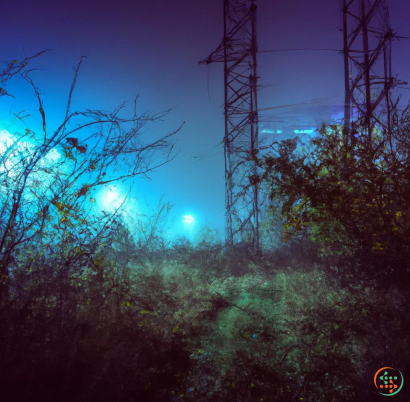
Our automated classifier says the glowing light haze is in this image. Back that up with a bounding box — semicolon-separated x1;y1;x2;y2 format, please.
183;215;195;224
1;0;409;240
97;185;126;213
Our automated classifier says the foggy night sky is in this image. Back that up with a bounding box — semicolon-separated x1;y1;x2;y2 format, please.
1;0;410;239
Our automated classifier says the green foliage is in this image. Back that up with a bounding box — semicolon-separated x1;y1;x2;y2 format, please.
261;122;410;285
2;217;410;401
2;53;410;402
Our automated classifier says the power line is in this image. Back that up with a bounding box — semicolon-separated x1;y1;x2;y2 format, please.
258;48;341;54
258;95;345;113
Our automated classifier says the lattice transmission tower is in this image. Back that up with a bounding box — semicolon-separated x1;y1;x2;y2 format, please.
342;0;406;142
200;0;260;250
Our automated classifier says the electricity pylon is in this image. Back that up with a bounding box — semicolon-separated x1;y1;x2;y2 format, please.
200;0;260;250
342;0;406;142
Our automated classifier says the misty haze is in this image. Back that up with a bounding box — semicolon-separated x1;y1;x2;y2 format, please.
0;0;410;401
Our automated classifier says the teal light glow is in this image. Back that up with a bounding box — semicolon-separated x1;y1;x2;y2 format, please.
183;215;195;224
0;129;63;195
98;185;125;212
294;129;314;134
260;129;283;134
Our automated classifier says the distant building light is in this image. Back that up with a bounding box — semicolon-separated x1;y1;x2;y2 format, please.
294;129;314;134
277;130;283;134
261;129;274;134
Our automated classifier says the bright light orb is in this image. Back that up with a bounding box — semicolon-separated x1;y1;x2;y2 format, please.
99;185;125;212
183;215;195;224
104;186;119;204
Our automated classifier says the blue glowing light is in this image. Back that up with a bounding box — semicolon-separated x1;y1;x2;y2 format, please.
98;185;126;212
183;215;195;224
260;129;283;134
294;129;314;134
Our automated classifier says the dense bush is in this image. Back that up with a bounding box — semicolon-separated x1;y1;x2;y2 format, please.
260;121;410;289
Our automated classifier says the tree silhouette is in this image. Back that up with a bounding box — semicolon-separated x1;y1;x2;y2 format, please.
0;53;182;305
